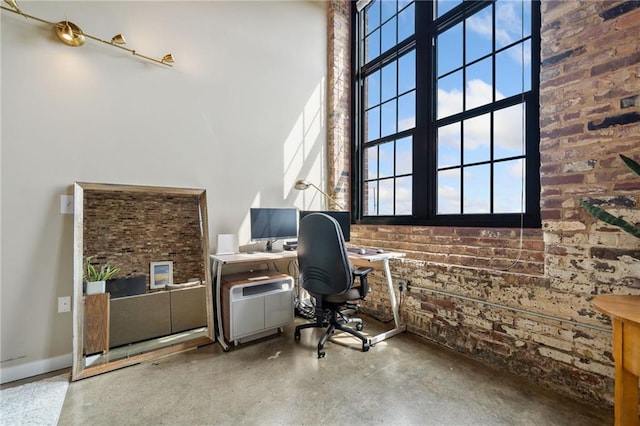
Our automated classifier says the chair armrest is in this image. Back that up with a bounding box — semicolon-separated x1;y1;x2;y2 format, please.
352;267;374;299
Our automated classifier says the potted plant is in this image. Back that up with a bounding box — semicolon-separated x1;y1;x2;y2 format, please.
83;256;120;295
580;154;640;240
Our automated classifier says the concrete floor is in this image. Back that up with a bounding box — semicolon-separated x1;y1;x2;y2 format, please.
57;316;612;425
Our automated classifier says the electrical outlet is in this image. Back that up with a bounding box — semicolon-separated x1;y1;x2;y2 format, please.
58;296;71;313
60;195;74;215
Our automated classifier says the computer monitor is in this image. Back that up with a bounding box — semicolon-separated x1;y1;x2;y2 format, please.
250;207;298;252
299;210;350;242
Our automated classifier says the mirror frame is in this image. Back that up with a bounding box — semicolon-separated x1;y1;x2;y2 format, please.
72;182;214;381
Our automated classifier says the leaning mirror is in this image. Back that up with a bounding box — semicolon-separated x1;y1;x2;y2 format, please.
72;182;214;381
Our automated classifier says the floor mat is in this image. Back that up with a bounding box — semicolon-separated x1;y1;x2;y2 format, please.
0;373;69;425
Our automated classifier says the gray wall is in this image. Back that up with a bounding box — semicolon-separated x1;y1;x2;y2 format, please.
1;0;328;382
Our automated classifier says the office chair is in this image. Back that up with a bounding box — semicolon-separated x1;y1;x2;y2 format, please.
293;213;373;358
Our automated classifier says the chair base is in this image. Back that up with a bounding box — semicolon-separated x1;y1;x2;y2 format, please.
294;307;370;358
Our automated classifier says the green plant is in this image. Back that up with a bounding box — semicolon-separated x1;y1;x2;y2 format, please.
580;154;640;239
83;256;120;282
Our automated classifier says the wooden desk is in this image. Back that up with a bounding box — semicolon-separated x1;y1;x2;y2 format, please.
593;295;640;426
210;249;406;351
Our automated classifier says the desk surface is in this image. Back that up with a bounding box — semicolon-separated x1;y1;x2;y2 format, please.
210;249;405;265
593;295;640;325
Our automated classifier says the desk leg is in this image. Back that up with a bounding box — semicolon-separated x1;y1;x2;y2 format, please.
213;260;229;352
613;319;639;426
369;259;406;345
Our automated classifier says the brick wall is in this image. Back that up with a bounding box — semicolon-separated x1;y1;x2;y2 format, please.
328;0;640;408
83;190;206;289
327;0;351;208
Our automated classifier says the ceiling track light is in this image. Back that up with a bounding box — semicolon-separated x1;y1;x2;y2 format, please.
1;0;174;67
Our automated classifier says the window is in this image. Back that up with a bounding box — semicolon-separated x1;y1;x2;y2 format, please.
353;0;541;228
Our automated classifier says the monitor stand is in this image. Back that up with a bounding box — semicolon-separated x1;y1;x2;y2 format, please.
263;240;283;253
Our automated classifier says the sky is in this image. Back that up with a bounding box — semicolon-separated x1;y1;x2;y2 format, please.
362;0;532;216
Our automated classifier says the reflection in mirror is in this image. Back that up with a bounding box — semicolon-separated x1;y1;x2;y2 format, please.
72;183;214;381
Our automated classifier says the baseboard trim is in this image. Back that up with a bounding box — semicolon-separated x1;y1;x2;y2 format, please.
0;353;72;384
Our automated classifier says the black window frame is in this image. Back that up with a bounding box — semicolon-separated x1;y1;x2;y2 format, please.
351;0;541;228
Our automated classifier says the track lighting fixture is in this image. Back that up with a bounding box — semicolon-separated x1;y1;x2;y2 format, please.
1;0;174;67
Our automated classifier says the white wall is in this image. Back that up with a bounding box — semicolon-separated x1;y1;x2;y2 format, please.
0;0;327;382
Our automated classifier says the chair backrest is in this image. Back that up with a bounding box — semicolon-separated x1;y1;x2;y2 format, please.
297;212;353;296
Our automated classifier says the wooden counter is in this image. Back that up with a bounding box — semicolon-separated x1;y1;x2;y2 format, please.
593;295;640;426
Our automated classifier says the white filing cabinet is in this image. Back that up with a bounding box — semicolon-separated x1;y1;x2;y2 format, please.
221;271;294;345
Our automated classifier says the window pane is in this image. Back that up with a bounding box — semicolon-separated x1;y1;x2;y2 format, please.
494;159;525;213
438;169;461;214
366;70;381;107
496;0;531;49
381;17;397;53
396;136;412;175
381;61;397;102
398;50;415;94
466;5;493;64
437;22;462;76
463;113;490;164
365;146;378;180
355;0;538;224
436;0;462;18
379;178;394;215
366;30;381;63
494;103;525;159
366;106;380;142
381;100;397;137
379;141;394;178
438;122;461;168
366;0;380;35
463;164;490;213
437;70;463;119
465;57;493;110
381;0;396;22
496;40;530;99
397;3;415;43
398;91;415;132
395;176;412;215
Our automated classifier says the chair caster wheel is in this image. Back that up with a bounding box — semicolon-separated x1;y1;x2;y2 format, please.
356;323;364;331
318;350;326;358
362;342;370;352
294;331;300;340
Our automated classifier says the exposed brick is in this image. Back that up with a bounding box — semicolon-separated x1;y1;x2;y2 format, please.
540;71;587;89
328;0;639;413
621;95;640;109
540;123;585;139
590;247;640;261
542;46;587;67
599;1;640;21
84;190;205;288
615;7;640;30
541;174;585;186
590;51;640;77
588;112;640;130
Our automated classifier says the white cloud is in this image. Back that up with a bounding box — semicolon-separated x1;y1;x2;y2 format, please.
467;8;493;39
509;158;524;178
438;79;524;154
398;116;415;132
468;1;530;65
438;184;460;214
437;86;463;119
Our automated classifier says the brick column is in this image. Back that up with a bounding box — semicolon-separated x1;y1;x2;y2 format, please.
327;0;351;210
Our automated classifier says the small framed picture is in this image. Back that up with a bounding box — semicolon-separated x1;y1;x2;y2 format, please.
150;261;173;289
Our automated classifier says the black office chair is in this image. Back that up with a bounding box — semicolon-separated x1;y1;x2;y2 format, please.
293;213;373;358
